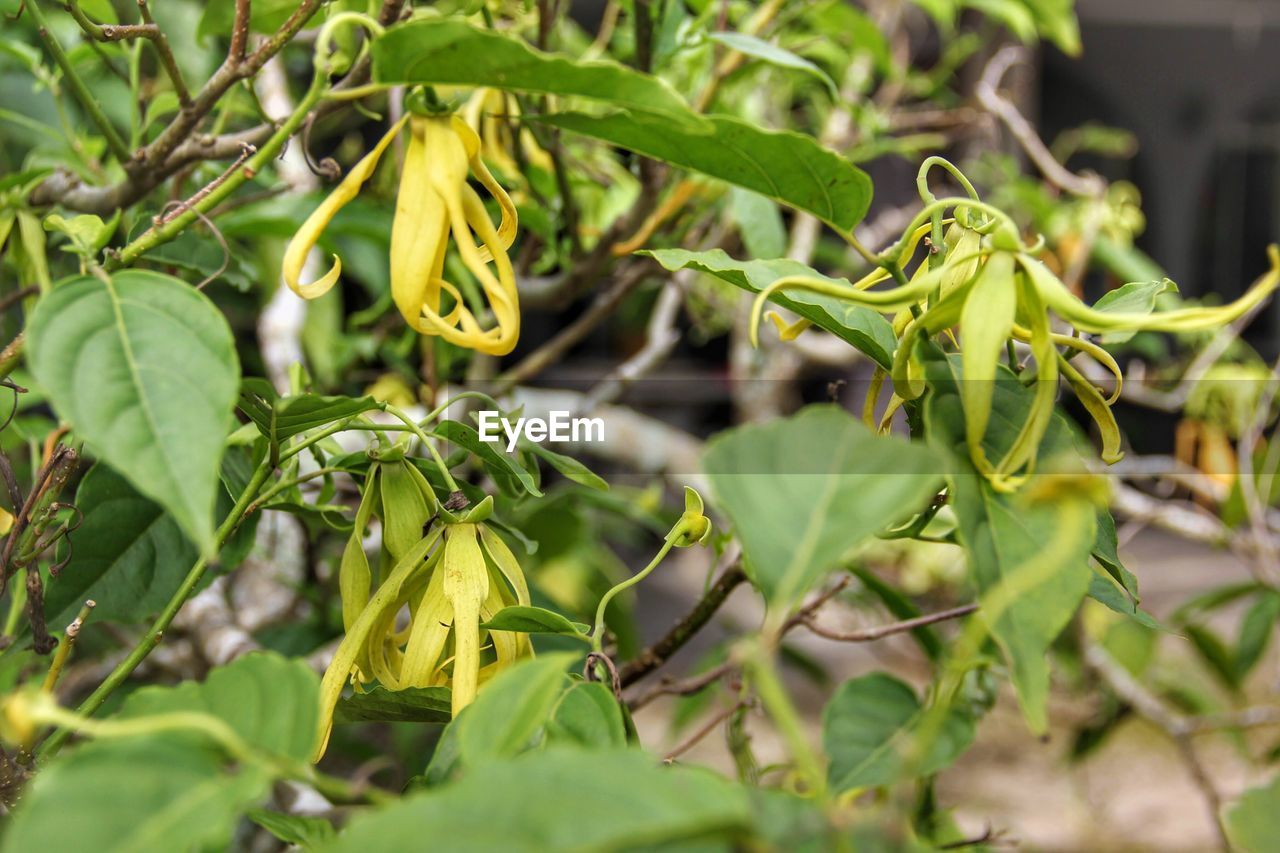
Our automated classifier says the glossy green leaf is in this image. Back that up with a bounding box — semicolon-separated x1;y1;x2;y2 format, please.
1092;278;1178;343
703;405;945;607
238;379;379;446
372;19;695;121
119;652;321;763
480;605;589;638
543;112;872;232
645;249;897;368
707;31;838;96
546;681;627;749
46;463;198;626
334;685;452;724
2;738;267;853
456;654;576;766
326;748;750;853
27;270;240;552
728;187;787;259
823;673;975;791
432;420;543;497
523;443;609;491
924;353;1096;732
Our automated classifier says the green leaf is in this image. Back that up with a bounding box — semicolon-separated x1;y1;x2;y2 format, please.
238;378;380;446
372;19;695;122
480;605;589;638
334;685;453;724
523;442;608;491
924;353;1096;732
1226;774;1280;853
119;652;321;763
645;249;897;368
1235;590;1280;680
248;809;336;850
432;420;543;497
46;463;197;626
706;31;838;96
27;270;240;552
1091;279;1178;343
822;673;975;791
326;748;750;853
542;112;872;232
702;405;945;607
728;187;787;260
546;681;627;749
2;737;267;853
455;654;575;765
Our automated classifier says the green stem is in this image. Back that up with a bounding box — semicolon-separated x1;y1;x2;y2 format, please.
36;459;273;761
3;568;27;637
745;638;827;799
26;0;131;162
591;535;677;653
42;599;95;692
250;467;342;510
108;68;328;268
383;404;459;492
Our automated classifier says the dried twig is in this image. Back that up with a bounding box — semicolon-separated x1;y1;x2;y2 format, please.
975;46;1104;199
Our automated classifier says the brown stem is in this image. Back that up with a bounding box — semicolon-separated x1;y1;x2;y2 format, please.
797;602;977;642
618;562;748;687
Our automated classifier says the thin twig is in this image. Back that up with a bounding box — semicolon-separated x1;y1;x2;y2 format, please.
664;699;753;762
797;602;978;643
619;561;748;687
975;46;1104;198
1082;639;1233;851
42;600;95;692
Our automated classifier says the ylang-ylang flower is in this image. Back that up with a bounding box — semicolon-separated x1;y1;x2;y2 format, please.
283;100;520;355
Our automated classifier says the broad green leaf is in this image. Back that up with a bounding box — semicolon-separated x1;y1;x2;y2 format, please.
1226;774;1280;853
45;463;197;626
372;19;695;122
542;112;872;232
248;809;336;850
27;270;240;552
703;405;945;607
645;249;897;368
706;32;838;96
238;378;380;446
924;353;1096;732
119;652;321;763
728;187;787;260
546;681;627;749
2;737;267;853
334;685;453;724
455;654;575;765
1092;279;1179;343
822;673;975;791
326;748;751;853
480;605;589;638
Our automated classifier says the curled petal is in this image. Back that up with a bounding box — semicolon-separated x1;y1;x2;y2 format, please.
959;252;1018;479
284;115;408;299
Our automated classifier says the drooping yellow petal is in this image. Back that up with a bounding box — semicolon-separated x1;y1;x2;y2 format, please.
284;115;408;300
315;528;440;761
959;252;1017;479
390;118;450;337
440;524;489;716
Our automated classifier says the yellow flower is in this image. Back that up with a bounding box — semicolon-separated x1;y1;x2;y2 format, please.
462;87;554;178
283;109;522;355
315;487;532;761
